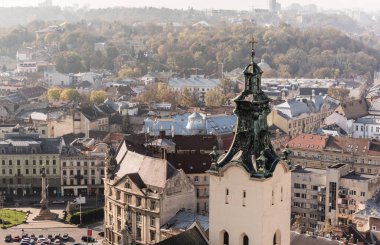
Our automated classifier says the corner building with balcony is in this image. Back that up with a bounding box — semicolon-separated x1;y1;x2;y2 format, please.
103;140;196;245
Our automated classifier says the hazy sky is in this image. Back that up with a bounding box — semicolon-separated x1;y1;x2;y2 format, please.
0;0;379;12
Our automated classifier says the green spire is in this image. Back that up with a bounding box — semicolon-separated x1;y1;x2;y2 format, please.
209;38;280;178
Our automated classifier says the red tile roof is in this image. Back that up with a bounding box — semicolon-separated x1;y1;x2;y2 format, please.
287;134;329;151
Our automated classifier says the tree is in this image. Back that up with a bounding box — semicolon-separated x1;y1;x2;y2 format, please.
54;51;86;73
178;88;197;107
47;87;62;101
218;79;235;95
117;66;141;79
60;89;81;101
89;90;107;104
204;89;226;107
327;87;350;102
122;114;134;134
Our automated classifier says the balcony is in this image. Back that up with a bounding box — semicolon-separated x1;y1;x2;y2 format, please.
74;175;84;179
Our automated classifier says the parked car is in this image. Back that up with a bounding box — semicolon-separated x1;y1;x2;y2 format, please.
13;235;21;242
81;236;95;242
62;233;69;242
47;234;53;240
5;234;12;242
53;238;61;244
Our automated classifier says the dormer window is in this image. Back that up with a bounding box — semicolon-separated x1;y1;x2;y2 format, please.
0;148;5;154
125;181;131;189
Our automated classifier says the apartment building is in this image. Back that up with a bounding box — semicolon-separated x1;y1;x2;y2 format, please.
287;133;380;174
0;127;63;197
292;164;380;231
103;140;196;245
268;94;338;138
60;141;107;196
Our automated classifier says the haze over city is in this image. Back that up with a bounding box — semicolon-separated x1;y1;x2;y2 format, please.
0;0;380;11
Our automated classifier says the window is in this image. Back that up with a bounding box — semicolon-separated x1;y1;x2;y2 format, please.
136;197;141;206
62;162;66;167
1;169;5;175
150;200;156;210
17;160;20;165
39;160;43;165
223;231;229;245
53;169;56;174
150;216;155;227
150;230;156;242
361;192;366;197
243;190;246;207
91;162;95;166
137;213;142;223
25;169;29;175
84;170;88;175
243;235;249;245
225;188;229;204
1;160;4;165
25;160;28;165
77;162;80;166
136;227;142;241
116;191;121;200
33;160;36;165
91;170;95;175
194;176;199;183
9;160;12;165
53;160;56;165
84;162;87;166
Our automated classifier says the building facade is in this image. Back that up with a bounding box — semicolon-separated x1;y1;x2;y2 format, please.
291;164;380;232
61;142;107;197
103;140;196;245
0;128;63;197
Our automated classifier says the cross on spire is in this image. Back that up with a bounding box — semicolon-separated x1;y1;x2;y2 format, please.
249;37;257;62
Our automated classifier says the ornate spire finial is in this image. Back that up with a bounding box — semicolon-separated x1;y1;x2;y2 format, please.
249;37;257;63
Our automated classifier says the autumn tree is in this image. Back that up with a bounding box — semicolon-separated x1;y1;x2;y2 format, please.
204;89;226;107
89;90;107;104
177;88;197;107
47;87;62;101
327;87;350;102
60;89;81;101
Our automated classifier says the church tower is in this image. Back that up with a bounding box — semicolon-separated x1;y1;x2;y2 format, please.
208;39;291;245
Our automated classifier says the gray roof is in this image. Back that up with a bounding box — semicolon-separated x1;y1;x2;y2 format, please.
275;99;311;119
168;77;220;89
156;226;208;245
355;115;380;124
290;232;341;245
160;210;208;232
144;113;236;136
115;140;177;190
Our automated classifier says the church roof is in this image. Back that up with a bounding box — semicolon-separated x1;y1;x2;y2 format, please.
290;232;341;245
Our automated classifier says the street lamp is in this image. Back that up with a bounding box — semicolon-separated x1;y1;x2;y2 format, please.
79;194;82;226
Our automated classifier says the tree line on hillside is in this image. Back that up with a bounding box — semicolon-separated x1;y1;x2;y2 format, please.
0;20;378;78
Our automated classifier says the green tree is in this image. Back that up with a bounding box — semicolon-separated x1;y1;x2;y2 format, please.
54;51;86;73
89;90;107;104
122;114;134;134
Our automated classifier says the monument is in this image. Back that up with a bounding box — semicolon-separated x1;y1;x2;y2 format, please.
33;166;58;220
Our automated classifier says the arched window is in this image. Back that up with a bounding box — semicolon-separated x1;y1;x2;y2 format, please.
223;231;229;245
243;235;249;245
225;188;229;204
273;230;281;245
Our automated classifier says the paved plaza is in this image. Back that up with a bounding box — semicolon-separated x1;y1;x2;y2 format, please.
0;207;104;244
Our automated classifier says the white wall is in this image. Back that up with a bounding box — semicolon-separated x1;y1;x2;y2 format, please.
209;162;291;245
